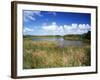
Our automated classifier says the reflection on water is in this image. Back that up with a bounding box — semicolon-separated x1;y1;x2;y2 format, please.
32;37;86;47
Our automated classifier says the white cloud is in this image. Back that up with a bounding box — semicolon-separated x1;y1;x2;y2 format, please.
24;11;42;22
32;11;42;16
42;22;58;31
79;24;90;30
24;27;34;33
72;24;78;29
64;25;71;30
42;22;64;35
41;22;91;35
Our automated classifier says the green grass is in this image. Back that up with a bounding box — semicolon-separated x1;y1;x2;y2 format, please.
23;38;91;69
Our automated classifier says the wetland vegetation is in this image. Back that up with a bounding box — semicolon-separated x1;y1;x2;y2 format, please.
23;31;91;69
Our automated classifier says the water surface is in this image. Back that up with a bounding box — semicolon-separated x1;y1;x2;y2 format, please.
32;37;86;47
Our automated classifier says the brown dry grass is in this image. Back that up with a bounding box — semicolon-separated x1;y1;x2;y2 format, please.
23;39;90;69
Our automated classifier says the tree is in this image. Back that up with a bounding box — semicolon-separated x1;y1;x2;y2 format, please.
83;31;91;40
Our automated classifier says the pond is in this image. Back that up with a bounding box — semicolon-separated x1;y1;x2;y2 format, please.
32;37;86;47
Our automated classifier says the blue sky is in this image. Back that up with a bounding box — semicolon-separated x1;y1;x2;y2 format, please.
23;10;91;36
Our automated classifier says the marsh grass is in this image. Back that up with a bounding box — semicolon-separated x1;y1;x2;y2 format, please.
23;38;91;69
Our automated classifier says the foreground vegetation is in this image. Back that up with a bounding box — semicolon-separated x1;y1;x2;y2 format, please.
23;38;90;69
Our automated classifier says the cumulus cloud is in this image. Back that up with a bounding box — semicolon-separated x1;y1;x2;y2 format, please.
42;22;58;31
41;22;91;35
23;22;91;35
24;11;42;22
79;24;90;30
42;22;65;35
24;27;34;33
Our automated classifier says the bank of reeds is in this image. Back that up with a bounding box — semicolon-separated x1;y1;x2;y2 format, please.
23;39;90;69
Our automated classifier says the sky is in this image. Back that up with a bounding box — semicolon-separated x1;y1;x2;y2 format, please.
23;10;91;36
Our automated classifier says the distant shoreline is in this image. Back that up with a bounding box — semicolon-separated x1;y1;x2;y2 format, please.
23;31;91;41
